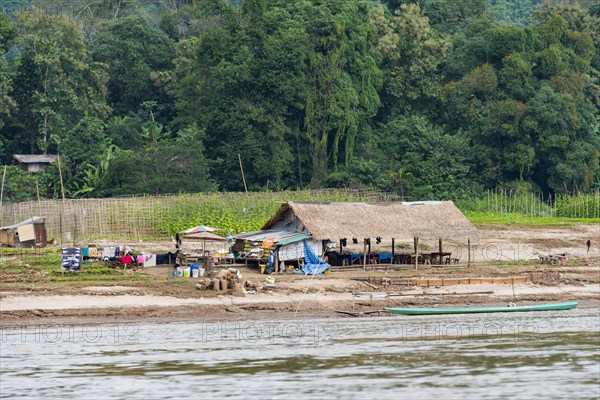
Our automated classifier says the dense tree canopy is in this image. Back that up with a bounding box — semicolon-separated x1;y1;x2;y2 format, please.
0;0;598;201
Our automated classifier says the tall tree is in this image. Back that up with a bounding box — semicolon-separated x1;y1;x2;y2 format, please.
0;13;17;133
377;115;474;198
9;10;109;154
371;3;449;114
303;0;381;186
442;11;599;192
101;124;215;196
91;15;175;120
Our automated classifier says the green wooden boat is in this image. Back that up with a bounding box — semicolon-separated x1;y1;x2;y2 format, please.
385;301;577;315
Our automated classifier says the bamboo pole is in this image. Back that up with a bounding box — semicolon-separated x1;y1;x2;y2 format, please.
0;165;6;208
57;155;66;201
495;188;498;214
238;153;248;194
531;192;534;217
35;179;40;203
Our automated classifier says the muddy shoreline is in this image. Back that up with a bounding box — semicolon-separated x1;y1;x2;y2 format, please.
2;285;598;326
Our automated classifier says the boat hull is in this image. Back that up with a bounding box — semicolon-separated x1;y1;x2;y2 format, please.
385;301;577;315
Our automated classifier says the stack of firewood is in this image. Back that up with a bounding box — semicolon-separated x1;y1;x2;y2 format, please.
195;268;247;294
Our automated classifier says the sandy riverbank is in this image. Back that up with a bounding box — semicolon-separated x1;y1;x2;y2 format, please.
2;279;598;325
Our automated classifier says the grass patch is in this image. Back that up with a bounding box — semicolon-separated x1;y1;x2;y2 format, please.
0;249;154;285
490;259;537;267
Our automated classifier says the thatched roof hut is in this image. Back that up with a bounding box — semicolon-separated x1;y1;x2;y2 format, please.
263;201;477;241
13;154;57;173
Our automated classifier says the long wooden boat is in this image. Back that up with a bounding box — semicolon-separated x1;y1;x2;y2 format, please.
385;301;577;315
353;292;389;299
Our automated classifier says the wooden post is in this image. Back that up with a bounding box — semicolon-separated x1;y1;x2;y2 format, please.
363;239;367;271
414;237;419;270
439;238;443;266
468;238;471;267
237;153;248;194
57;154;66;201
0;165;6;208
35;179;41;203
391;238;395;262
59;207;63;246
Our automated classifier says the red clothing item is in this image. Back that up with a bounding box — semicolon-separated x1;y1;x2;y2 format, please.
121;255;134;264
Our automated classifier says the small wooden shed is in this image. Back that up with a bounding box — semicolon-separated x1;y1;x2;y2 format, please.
0;216;47;248
13;154;57;173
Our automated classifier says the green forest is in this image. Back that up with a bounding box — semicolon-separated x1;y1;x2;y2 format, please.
0;0;598;203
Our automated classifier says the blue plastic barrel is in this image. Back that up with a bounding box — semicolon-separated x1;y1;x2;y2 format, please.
189;263;198;277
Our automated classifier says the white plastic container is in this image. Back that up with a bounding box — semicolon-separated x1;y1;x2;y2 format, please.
198;268;205;277
192;269;199;278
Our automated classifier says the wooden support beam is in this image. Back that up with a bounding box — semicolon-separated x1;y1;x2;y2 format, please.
0;165;6;208
414;237;419;270
363;239;367;271
468;238;471;267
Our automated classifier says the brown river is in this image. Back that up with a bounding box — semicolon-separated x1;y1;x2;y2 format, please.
1;308;599;399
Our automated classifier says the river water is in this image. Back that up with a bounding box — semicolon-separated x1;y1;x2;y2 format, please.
1;308;599;399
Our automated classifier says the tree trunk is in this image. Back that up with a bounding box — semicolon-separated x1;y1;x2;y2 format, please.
311;131;328;187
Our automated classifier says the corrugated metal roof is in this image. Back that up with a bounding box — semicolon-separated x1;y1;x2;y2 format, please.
234;229;312;245
276;233;312;245
13;154;57;164
0;216;45;230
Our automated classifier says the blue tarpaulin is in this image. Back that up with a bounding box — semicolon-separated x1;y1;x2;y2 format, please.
301;240;330;275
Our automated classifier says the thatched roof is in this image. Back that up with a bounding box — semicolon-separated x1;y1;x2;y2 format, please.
263;202;477;240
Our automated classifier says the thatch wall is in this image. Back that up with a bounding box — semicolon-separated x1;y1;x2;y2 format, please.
263;201;478;240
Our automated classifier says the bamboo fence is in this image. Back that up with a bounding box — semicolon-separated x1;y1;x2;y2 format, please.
0;189;404;241
485;189;600;218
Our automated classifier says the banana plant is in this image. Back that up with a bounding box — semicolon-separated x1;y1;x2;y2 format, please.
71;144;118;197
